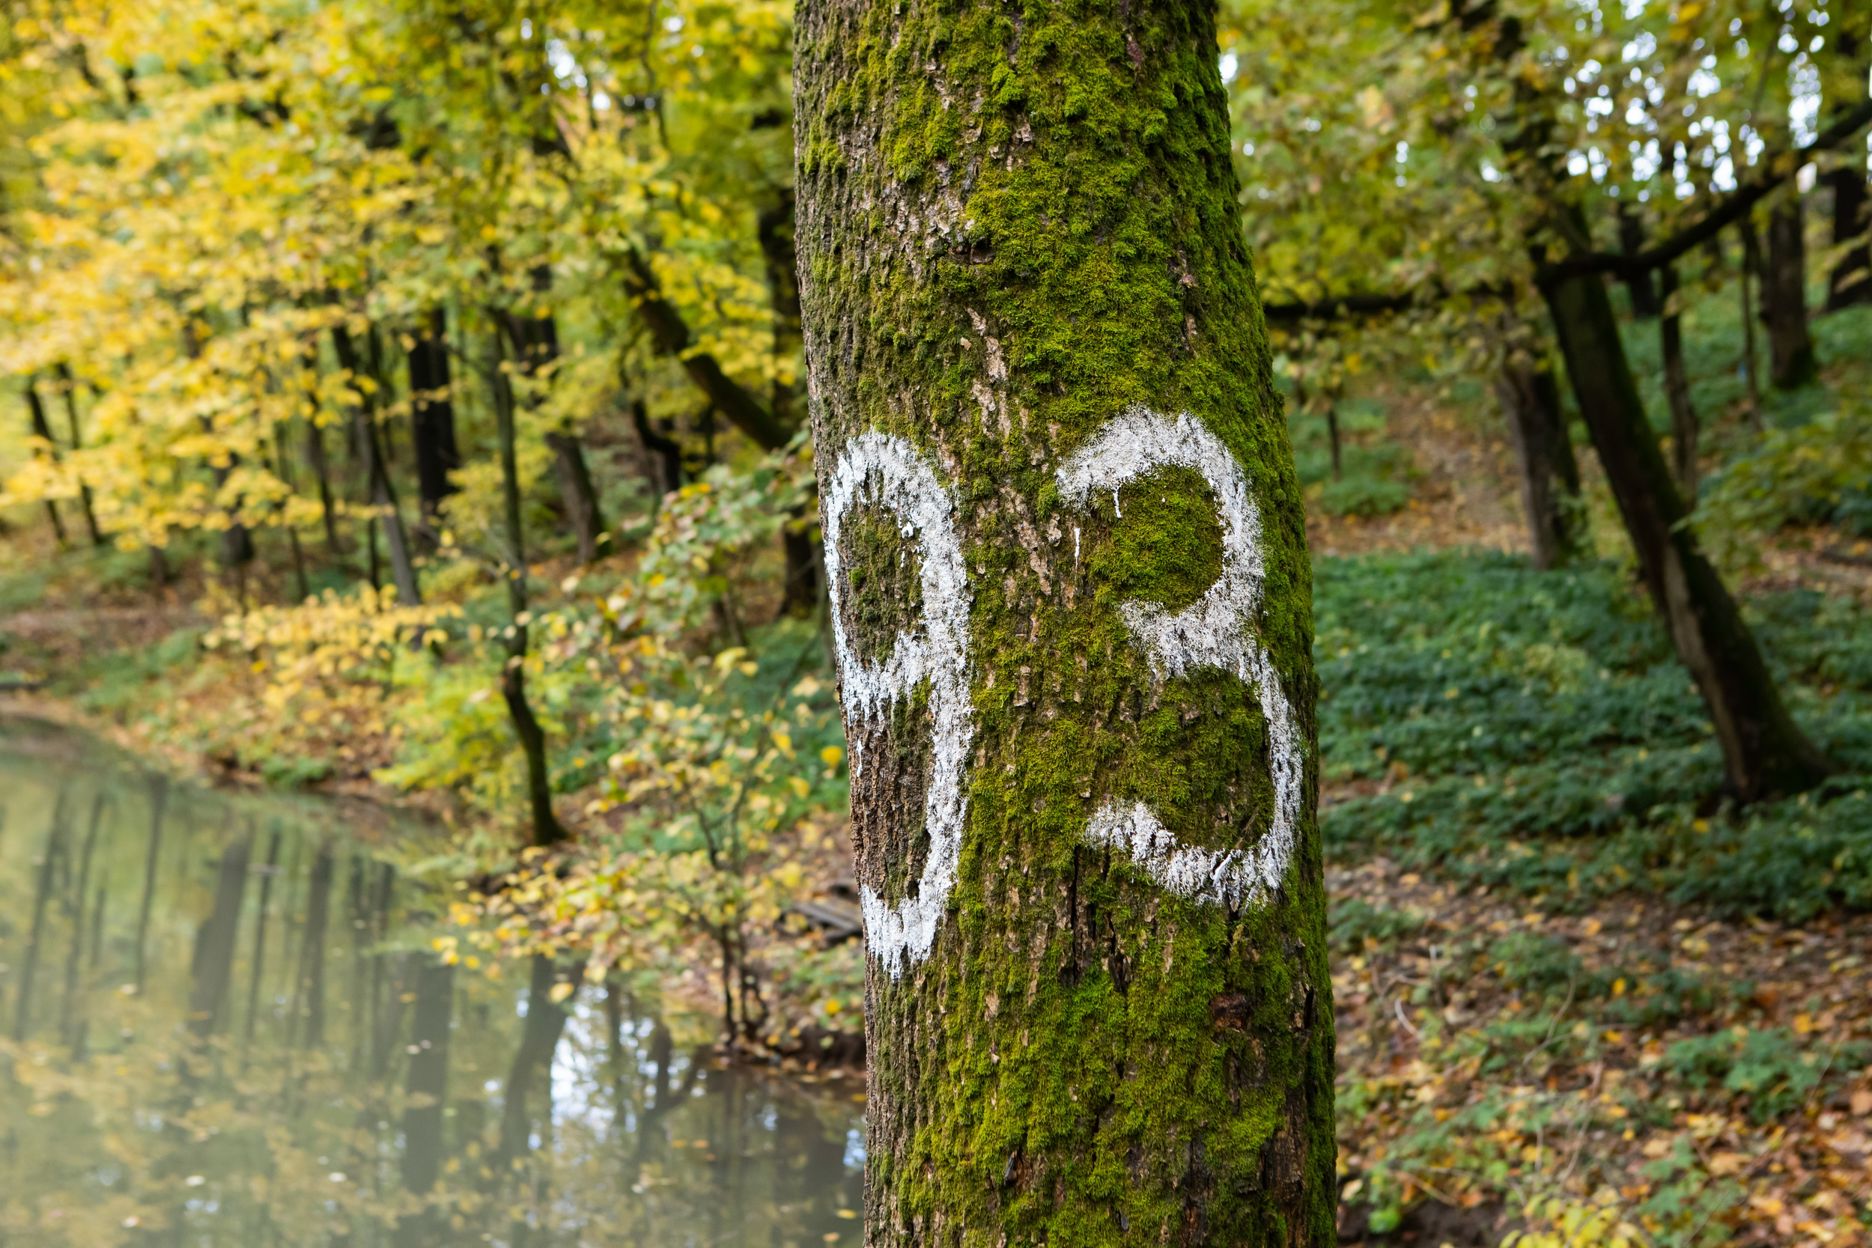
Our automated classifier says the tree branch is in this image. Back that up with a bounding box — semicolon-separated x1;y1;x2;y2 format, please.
621;247;793;451
1540;98;1872;285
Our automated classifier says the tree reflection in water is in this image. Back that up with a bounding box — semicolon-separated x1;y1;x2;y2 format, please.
0;718;864;1246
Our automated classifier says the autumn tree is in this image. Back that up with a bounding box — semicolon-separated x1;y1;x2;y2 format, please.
796;0;1334;1242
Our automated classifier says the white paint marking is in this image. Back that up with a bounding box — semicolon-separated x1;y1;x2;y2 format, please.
822;433;973;976
1055;406;1302;910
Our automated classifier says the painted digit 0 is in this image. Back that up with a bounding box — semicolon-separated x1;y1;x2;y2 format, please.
822;433;974;976
1055;406;1303;910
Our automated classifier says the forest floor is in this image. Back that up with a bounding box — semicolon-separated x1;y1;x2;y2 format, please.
5;313;1872;1246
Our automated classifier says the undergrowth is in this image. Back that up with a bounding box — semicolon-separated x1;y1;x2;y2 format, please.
1317;550;1872;921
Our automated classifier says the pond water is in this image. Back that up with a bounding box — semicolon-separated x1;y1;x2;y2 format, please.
0;716;865;1246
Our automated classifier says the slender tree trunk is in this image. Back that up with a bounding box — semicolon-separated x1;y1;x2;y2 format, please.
491;334;566;847
1658;264;1700;500
1738;214;1766;426
1493;354;1586;569
181;326;256;581
332;324;422;605
1762;193;1818;389
53;365;106;547
267;426;313;600
1830;164;1872;309
795;1;1334;1243
1539;250;1832;801
630;397;685;500
503;275;608;565
407;306;462;540
546;430;606;565
1825;11;1870;310
23;384;70;548
304;417;343;556
1618;205;1661;318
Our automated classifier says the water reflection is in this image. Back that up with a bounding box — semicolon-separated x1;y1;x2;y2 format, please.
0;717;864;1246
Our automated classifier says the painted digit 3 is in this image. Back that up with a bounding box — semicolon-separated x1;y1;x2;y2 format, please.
822;433;974;976
1056;406;1303;910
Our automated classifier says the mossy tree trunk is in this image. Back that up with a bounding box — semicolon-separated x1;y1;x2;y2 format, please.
795;1;1335;1244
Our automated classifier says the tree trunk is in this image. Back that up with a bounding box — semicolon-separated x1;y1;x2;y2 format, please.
1618;205;1661;318
304;416;343;555
407;306;462;537
503;274;608;565
1825;9;1870;310
1539;253;1832;802
1493;355;1586;569
53;365;106;547
332;324;422;605
1658;264;1699;501
546;430;605;565
1762;193;1818;389
794;1;1335;1243
1738;214;1766;426
22;383;70;548
492;333;566;848
1830;165;1871;309
629;397;685;500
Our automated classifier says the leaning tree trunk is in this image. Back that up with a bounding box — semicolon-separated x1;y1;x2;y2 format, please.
1762;192;1817;390
1493;353;1586;569
794;1;1335;1244
1539;250;1833;802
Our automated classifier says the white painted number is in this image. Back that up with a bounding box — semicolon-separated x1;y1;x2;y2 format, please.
1055;406;1302;911
822;433;974;977
826;410;1300;971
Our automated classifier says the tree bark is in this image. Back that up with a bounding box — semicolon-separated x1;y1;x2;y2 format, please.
795;1;1335;1243
491;332;566;848
1539;250;1832;802
1738;214;1766;426
502;275;608;565
1658;264;1699;501
1492;354;1586;569
1617;204;1661;318
1825;8;1870;310
1762;193;1818;389
53;364;106;547
304;415;343;556
332;324;423;605
22;383;70;548
407;306;462;536
1830;164;1872;309
629;397;685;500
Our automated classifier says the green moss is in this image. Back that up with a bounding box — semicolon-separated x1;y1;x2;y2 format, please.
797;0;1333;1241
